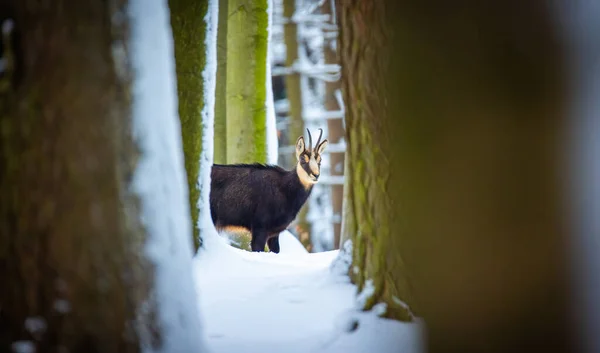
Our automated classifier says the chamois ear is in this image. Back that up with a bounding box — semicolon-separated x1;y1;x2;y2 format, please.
295;136;305;160
316;139;328;155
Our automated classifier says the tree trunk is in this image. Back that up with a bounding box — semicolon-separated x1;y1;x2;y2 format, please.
339;1;573;352
169;0;209;251
282;0;310;249
338;0;415;322
225;0;269;163
0;1;156;351
282;0;302;170
322;0;344;249
213;0;228;164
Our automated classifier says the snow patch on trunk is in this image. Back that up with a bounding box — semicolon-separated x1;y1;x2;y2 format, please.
197;0;221;247
266;0;279;165
128;1;206;352
330;239;352;276
355;279;375;309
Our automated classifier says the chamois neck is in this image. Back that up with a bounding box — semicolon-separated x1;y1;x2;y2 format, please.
294;162;317;190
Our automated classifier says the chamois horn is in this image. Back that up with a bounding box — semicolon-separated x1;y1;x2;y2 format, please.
306;128;313;151
314;128;323;150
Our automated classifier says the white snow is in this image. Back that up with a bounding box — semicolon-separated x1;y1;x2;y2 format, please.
127;0;205;352
194;232;423;353
372;303;388;317
330;239;352;275
278;229;309;254
197;0;220;246
355;279;375;309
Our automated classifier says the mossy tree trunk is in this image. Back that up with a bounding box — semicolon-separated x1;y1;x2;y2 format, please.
0;1;157;351
339;1;572;352
225;0;269;163
213;0;228;164
338;0;415;322
169;0;209;251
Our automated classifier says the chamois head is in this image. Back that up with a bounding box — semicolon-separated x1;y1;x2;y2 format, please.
295;128;328;188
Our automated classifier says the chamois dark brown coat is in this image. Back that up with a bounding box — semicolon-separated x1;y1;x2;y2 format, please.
210;129;329;252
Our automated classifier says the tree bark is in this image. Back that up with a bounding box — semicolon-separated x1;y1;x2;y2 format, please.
338;0;415;322
225;0;269;163
0;1;157;351
339;1;573;352
213;0;228;164
282;0;302;170
169;0;209;251
282;0;310;249
322;0;344;249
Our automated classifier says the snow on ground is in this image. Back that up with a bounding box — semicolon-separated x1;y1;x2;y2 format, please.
194;229;423;353
278;230;309;254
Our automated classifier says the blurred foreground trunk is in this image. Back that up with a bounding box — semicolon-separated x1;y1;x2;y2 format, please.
338;0;415;322
0;1;173;351
339;1;573;352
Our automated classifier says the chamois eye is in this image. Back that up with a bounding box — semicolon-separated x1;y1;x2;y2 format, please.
303;155;309;163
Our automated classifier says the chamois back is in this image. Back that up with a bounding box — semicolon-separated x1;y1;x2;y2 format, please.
209;163;310;236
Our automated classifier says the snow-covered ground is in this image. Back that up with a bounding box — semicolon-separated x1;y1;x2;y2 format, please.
194;231;423;353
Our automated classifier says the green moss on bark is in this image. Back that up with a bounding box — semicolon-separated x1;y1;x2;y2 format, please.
339;0;417;322
169;0;209;251
213;0;228;164
225;0;269;163
340;0;572;351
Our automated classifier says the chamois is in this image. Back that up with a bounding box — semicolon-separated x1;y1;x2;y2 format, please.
210;129;329;253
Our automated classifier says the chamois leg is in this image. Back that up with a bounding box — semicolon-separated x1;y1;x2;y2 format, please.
267;235;280;254
251;229;268;252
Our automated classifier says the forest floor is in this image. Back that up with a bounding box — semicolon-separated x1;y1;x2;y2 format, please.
193;231;422;353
